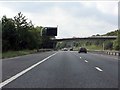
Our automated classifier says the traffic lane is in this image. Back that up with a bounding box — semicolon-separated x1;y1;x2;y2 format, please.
74;51;118;79
4;51;117;88
73;51;118;84
2;51;56;81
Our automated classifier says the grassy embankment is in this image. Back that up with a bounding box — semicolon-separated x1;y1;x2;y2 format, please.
2;49;37;59
74;45;103;51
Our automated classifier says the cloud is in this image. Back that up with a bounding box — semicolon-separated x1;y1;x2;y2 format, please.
0;2;118;39
96;1;118;16
0;3;17;18
81;1;118;16
25;6;117;38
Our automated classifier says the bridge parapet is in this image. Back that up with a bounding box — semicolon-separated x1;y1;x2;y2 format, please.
54;36;117;41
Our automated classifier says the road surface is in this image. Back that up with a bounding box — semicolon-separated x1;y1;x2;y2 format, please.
1;51;118;88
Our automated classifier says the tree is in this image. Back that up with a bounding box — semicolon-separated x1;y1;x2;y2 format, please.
56;41;67;49
75;42;79;47
113;29;120;50
14;12;34;50
103;30;118;36
30;26;42;49
104;41;113;50
96;34;100;36
117;29;120;50
2;16;17;51
2;12;57;51
85;41;92;46
113;40;119;50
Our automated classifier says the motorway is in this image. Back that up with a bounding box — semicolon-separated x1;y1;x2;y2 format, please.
1;51;118;88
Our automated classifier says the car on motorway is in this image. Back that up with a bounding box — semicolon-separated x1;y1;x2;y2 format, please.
63;48;68;51
69;48;73;51
78;47;87;53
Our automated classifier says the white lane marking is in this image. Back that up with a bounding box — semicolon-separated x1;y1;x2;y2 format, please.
84;60;88;63
0;52;58;88
95;67;103;72
80;57;82;59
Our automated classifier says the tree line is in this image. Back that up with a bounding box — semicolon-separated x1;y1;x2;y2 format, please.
1;12;120;52
2;12;56;52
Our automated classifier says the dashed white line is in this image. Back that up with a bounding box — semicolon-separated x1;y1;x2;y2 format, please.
80;57;82;59
84;60;88;63
95;67;103;72
0;52;58;88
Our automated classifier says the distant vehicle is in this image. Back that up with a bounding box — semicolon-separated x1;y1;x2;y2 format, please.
63;48;68;51
78;47;87;53
69;48;73;51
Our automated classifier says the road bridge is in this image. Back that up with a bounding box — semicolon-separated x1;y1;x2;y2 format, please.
53;36;117;41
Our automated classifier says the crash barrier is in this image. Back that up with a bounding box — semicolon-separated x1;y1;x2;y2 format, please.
89;50;120;56
105;51;120;56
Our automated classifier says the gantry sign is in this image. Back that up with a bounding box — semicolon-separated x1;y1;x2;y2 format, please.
40;27;58;49
41;27;57;36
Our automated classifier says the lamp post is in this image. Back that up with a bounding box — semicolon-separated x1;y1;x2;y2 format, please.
40;27;44;36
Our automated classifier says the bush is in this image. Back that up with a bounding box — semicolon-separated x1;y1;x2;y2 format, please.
104;41;113;50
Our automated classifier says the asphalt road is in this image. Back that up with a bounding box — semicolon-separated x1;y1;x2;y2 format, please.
1;51;118;88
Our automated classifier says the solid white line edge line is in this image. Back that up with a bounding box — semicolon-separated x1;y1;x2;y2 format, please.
0;52;58;88
95;67;103;72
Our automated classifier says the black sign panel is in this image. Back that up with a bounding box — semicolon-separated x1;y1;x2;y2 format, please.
43;27;57;36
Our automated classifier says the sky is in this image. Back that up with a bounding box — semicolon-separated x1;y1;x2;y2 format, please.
0;1;118;39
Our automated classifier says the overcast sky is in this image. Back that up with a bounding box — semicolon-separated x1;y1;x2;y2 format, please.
0;1;118;38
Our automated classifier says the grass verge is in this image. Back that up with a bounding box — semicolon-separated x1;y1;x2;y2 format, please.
85;45;103;51
2;50;37;59
73;45;103;51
